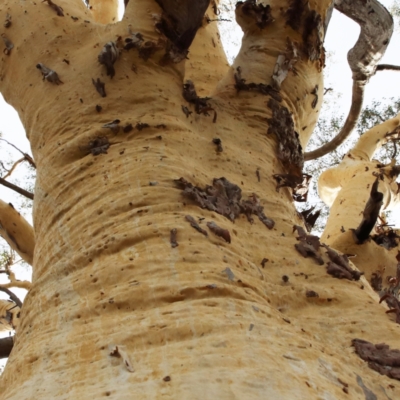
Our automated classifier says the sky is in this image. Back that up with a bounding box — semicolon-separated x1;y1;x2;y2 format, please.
1;0;400;368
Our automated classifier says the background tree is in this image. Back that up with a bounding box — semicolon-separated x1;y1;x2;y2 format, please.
0;0;400;399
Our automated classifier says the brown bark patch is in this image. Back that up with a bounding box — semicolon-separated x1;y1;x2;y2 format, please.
174;177;274;229
273;173;311;202
267;99;303;175
352;339;400;381
154;0;210;63
236;0;274;29
234;67;282;102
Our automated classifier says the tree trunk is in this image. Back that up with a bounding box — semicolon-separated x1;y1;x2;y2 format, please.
0;0;399;399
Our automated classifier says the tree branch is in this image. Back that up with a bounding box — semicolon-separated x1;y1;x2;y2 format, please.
305;0;393;160
0;138;36;169
0;177;34;200
0;200;35;265
0;287;22;308
0;336;13;359
376;64;400;72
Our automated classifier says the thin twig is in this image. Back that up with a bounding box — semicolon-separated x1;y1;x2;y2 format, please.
0;177;34;200
0;286;22;308
376;64;400;72
2;157;25;179
0;138;36;168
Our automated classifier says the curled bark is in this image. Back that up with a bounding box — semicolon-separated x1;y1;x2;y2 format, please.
305;0;393;161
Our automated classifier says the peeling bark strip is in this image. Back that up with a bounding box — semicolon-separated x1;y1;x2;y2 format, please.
1;35;13;55
36;64;63;85
293;225;323;265
352;339;400;381
379;293;400;324
235;0;274;29
267;99;303;175
284;0;324;65
185;215;208;236
82;137;110;156
0;336;13;359
323;244;363;281
234;67;282;102
92;78;106;97
271;39;299;90
98;42;119;79
174;177;274;229
353;178;383;244
170;228;178;248
207;221;231;243
43;0;64;17
109;345;134;373
300;206;320;232
302;9;323;63
273;173;311;202
154;0;210;63
182;80;216;121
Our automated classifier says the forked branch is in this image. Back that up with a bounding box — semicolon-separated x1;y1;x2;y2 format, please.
305;0;393;161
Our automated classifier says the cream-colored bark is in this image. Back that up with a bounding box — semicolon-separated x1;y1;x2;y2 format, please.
0;1;399;399
89;0;119;24
0;200;34;265
0;299;20;332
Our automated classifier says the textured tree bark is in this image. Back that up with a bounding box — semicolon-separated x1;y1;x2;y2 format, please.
0;1;399;399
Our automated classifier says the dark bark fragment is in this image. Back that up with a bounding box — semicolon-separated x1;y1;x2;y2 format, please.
0;336;13;359
306;290;318;298
311;84;319;109
234;67;282;102
174;177;274;228
293;225;323;265
124;32;144;51
154;0;210;62
241;193;275;229
84;137;110;156
370;272;382;292
207;221;231;243
170;228;178;248
286;0;306;31
353;339;400;381
182;80;216;120
4;13;12;28
1;34;13;55
303;10;324;63
212;138;223;153
323;244;363;281
185;215;208;236
267;99;303;175
261;258;268;268
92;78;106;98
379;293;400;324
181;105;192;118
353;179;383;244
235;0;274;29
43;0;64;17
273;173;311;202
372;228;400;250
300;206;320;232
98;42;119;79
